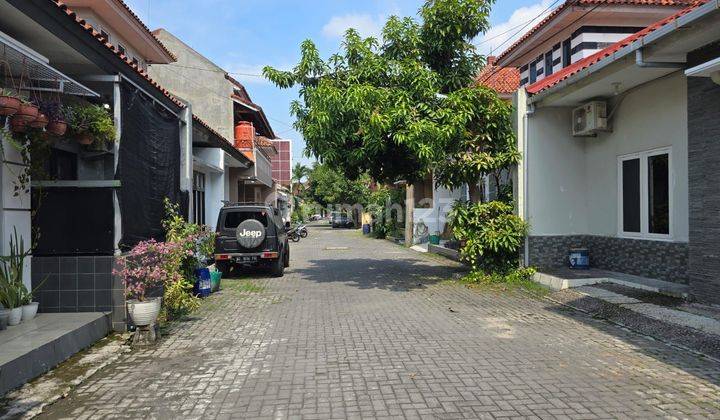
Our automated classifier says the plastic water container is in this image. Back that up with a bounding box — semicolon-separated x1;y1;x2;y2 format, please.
210;271;222;292
569;248;590;269
194;268;212;297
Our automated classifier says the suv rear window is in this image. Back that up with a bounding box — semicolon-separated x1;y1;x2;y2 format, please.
224;211;268;228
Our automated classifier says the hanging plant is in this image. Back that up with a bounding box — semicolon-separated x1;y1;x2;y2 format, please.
9;116;27;133
0;88;20;116
67;103;115;147
15;100;38;123
39;101;69;136
29;112;48;129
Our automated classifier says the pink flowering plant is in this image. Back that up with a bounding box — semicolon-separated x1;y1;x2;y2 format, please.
114;239;182;301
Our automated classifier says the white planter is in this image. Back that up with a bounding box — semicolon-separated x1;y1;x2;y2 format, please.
7;307;22;326
127;297;161;327
21;302;39;321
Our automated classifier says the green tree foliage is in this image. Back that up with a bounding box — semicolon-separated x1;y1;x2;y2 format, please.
306;163;371;207
264;0;517;187
448;200;528;272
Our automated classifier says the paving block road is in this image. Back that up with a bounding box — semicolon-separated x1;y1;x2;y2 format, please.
39;226;720;419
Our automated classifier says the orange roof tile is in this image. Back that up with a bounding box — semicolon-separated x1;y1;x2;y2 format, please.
475;57;520;94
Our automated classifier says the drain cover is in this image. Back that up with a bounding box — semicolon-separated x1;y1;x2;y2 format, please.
325;246;349;250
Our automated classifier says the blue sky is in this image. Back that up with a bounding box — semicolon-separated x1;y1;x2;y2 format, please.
124;0;556;165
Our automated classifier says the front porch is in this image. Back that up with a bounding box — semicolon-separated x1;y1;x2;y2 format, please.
0;312;110;395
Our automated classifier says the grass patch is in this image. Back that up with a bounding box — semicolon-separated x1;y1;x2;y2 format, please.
455;267;549;297
222;279;265;294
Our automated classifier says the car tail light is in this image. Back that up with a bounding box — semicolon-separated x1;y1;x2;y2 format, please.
260;252;278;259
216;254;230;260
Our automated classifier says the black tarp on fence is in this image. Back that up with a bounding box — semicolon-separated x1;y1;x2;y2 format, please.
117;83;183;249
32;187;115;255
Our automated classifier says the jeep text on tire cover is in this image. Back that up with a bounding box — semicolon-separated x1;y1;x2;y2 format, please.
236;219;266;248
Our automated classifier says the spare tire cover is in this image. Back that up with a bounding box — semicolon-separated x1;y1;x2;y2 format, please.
236;219;266;249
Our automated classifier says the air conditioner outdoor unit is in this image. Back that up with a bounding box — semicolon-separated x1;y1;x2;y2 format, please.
572;101;609;136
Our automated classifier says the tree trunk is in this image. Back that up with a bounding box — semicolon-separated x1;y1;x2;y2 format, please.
468;182;483;203
405;184;414;247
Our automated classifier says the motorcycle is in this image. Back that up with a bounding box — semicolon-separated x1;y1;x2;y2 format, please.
298;224;308;238
287;225;301;242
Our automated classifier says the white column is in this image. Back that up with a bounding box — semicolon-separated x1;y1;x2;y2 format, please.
1;124;32;289
113;77;122;255
180;106;193;219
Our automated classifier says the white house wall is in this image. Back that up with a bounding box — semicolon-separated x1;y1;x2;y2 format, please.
584;73;689;241
527;107;589;236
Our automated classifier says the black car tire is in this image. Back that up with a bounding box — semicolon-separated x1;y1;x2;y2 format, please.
215;261;231;276
270;254;285;277
284;246;290;268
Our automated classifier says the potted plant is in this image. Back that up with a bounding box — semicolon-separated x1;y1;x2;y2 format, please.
20;284;39;321
10;116;27;133
0;88;20;116
114;240;170;327
29;112;49;129
44;102;69;137
15;100;39;122
0;228;32;326
68;103;115;147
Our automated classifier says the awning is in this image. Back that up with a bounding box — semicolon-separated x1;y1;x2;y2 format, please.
0;29;98;97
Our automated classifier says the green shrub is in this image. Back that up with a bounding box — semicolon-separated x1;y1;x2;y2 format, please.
448;200;528;272
161;277;200;322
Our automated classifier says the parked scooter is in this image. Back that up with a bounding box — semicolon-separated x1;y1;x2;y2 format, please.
287;225;301;242
298;224;308;238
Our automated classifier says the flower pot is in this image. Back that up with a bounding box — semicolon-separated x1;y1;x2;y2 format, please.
15;103;39;122
46;120;68;136
75;132;94;145
127;297;161;327
10;117;27;133
29;112;49;129
0;95;20;116
0;309;10;331
7;307;22;326
21;302;39;321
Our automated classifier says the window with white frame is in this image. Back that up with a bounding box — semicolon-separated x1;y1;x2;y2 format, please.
618;148;671;239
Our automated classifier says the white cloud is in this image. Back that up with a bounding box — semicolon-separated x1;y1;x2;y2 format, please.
476;0;556;57
322;13;385;39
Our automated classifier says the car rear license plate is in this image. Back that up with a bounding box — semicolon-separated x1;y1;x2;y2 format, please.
237;256;258;262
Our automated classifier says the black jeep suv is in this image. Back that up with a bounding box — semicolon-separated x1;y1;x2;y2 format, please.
214;203;290;277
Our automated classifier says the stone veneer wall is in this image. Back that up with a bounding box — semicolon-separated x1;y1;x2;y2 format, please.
688;77;720;304
32;255;126;331
528;235;688;284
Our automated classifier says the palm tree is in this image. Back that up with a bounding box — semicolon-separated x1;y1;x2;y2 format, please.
292;163;310;185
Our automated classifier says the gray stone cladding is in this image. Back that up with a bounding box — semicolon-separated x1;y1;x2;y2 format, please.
528;235;688;284
688;77;720;304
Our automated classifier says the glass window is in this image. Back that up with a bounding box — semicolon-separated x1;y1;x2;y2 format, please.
622;158;641;233
529;62;537;84
648;153;669;234
224;211;268;229
545;52;554;77
618;149;671;238
562;39;572;67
